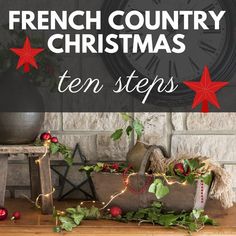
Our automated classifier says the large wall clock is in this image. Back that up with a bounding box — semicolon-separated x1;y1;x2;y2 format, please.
101;0;236;108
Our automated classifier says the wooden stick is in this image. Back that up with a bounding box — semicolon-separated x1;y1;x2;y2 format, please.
39;154;53;214
0;154;8;206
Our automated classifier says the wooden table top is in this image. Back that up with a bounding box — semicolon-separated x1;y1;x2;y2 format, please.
0;199;235;236
0;145;46;154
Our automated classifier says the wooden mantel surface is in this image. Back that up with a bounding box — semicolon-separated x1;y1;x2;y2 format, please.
0;199;235;236
0;145;46;154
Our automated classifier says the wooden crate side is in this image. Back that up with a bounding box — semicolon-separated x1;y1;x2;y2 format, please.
91;172;207;212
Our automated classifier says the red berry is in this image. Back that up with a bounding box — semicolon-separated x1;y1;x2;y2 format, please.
11;211;21;220
0;208;8;221
102;164;109;172
112;163;119;170
110;206;122;218
174;163;190;176
40;132;51;141
50;137;58;143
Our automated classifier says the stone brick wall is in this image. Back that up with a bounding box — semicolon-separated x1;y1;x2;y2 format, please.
6;112;236;201
3;0;235;201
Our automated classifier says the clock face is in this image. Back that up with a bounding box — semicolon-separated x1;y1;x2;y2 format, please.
101;0;235;106
120;0;228;83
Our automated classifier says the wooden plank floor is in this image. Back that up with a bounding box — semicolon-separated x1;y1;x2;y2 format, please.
0;199;235;235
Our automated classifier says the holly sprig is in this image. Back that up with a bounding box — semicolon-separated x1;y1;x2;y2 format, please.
54;202;216;233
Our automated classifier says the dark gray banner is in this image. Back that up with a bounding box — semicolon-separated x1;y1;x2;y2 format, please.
0;0;235;112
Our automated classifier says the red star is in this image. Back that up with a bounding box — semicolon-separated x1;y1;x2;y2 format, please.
10;37;44;73
183;66;228;112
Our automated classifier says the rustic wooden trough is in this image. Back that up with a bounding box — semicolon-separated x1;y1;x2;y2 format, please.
91;146;210;212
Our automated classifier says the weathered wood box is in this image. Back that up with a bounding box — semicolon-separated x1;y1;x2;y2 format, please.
91;172;210;212
91;145;210;212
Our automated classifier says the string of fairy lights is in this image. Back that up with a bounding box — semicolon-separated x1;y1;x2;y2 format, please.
29;158;189;211
23;139;55;209
79;172;189;211
25;138;194;212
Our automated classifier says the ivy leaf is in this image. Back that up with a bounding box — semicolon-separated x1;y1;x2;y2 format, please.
85;206;100;219
199;215;216;225
64;154;73;166
152;202;162;208
53;226;61;232
133;120;144;139
148;182;156;194
148;212;157;221
97;163;104;168
158;214;179;226
80;166;93;172
148;179;169;200
168;163;176;176
61;223;74;232
126;126;133;136
66;208;77;214
76;206;85;215
201;173;212;186
186;174;195;185
121;113;131;121
134;209;146;219
191;209;202;219
94;164;104;172
119;202;215;233
59;216;76;232
59;216;75;224
111;129;123;141
125;212;134;221
155;182;169;200
189;222;198;231
71;214;84;225
183;159;190;173
50;143;59;154
186;159;201;171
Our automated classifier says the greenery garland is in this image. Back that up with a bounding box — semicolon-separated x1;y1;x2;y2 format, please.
53;202;216;233
34;132;73;166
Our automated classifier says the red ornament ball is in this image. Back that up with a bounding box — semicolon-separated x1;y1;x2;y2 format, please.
110;206;122;218
0;207;8;221
50;137;58;143
11;211;21;220
40;132;51;141
174;163;190;176
111;163;119;170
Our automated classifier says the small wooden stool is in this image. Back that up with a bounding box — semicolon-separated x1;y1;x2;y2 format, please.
0;145;53;214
